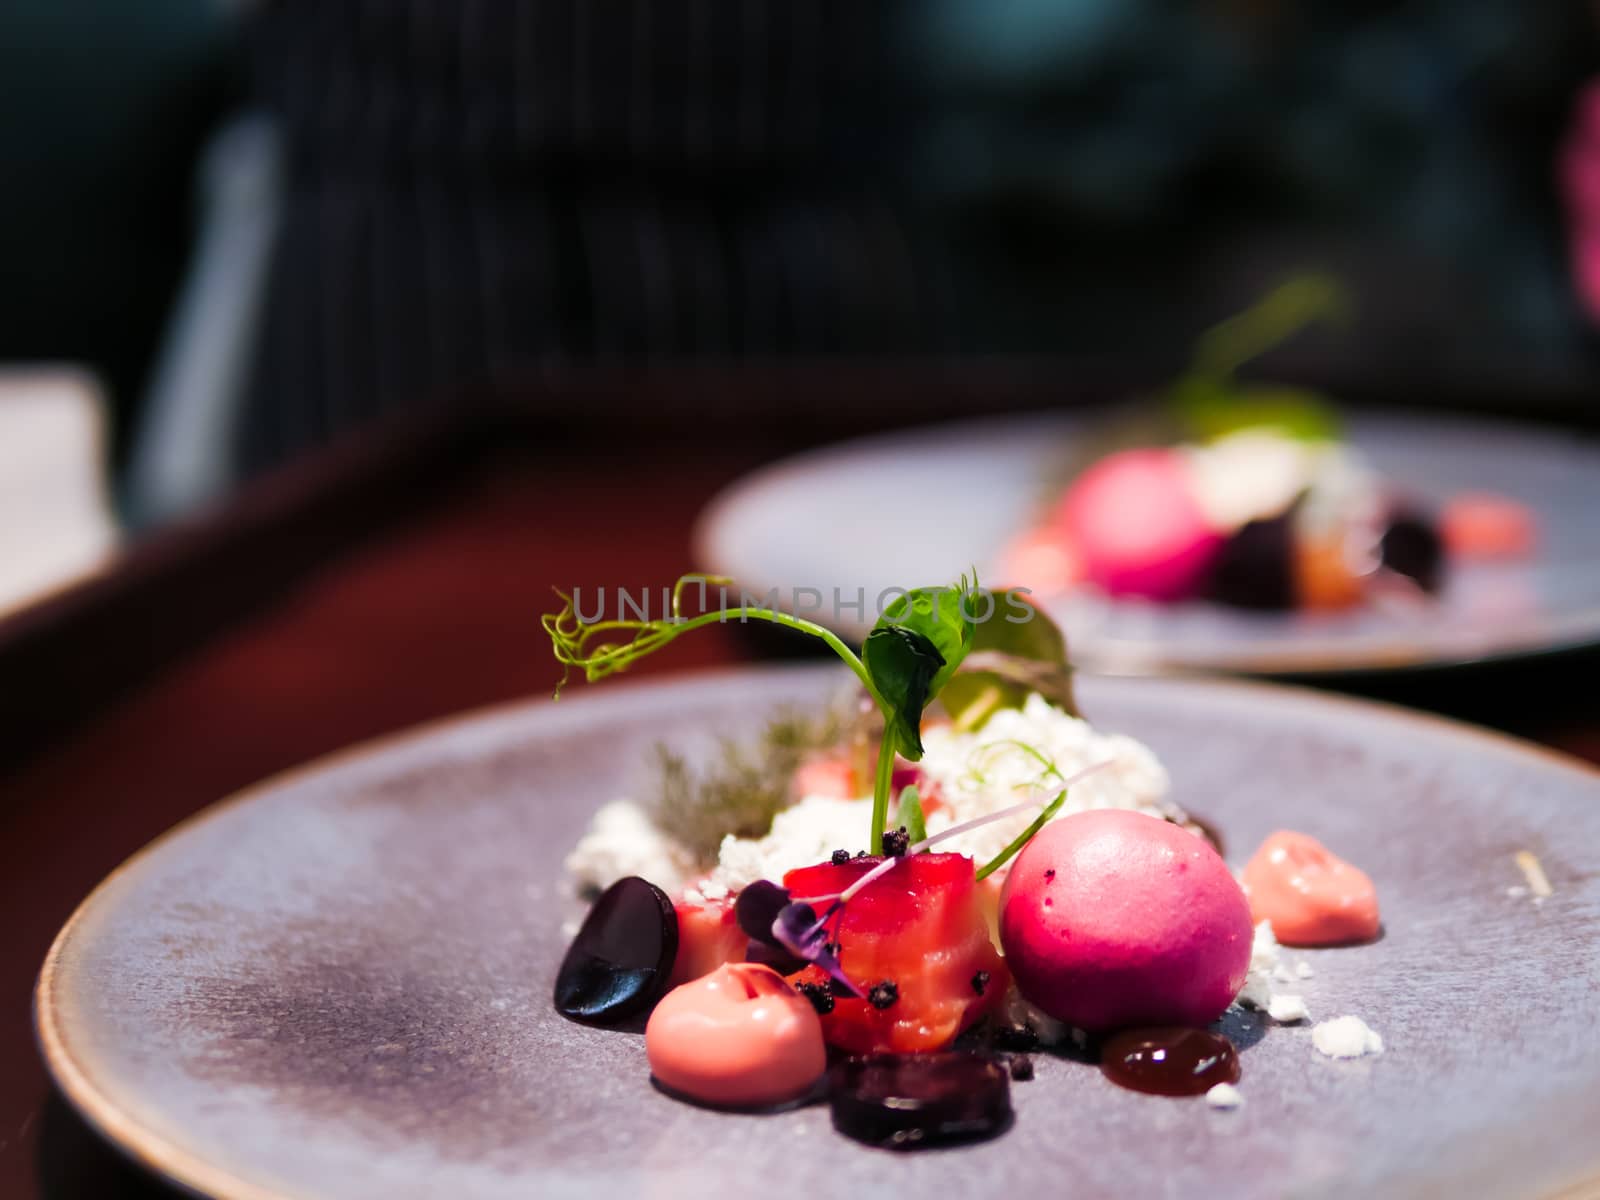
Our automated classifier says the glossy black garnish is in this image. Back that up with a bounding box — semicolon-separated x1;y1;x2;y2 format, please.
1007;1055;1035;1082
829;1053;1013;1150
868;981;899;1010
881;827;910;857
992;1025;1039;1053
970;970;990;996
831;849;853;866
796;980;836;1015
553;877;678;1024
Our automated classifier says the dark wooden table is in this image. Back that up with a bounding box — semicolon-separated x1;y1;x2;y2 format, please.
3;372;1598;1197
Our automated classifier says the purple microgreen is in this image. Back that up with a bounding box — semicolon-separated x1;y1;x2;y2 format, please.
772;899;863;997
734;879;791;945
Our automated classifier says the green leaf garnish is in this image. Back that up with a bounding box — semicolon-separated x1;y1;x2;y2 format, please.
545;571;978;854
940;587;1076;730
895;784;927;847
877;581;979;700
974;788;1066;881
861;624;945;761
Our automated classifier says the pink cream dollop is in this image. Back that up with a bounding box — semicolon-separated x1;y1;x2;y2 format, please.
1240;830;1380;946
645;963;825;1107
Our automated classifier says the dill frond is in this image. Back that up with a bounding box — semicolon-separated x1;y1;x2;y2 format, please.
652;704;853;863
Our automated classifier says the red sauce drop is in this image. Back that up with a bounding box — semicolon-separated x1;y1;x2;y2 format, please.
1099;1027;1239;1097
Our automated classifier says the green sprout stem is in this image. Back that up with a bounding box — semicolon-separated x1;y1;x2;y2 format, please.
870;725;899;854
974;789;1066;881
545;573;899;849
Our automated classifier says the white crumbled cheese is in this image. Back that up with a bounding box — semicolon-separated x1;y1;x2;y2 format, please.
1272;962;1299;984
1507;885;1528;898
564;800;696;896
567;695;1179;903
914;694;1178;866
1312;1015;1384;1059
1267;994;1311;1024
706;796;870;893
1295;960;1315;980
1235;920;1283;1012
1205;1082;1244;1110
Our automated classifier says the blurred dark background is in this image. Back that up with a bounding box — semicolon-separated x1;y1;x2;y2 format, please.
5;8;1600;1195
1;0;1598;529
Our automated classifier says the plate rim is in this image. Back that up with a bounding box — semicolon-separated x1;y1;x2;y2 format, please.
691;410;1600;676
33;664;1600;1200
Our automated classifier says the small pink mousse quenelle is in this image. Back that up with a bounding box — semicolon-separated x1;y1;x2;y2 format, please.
1055;448;1223;602
645;963;826;1108
999;810;1253;1032
1240;830;1380;947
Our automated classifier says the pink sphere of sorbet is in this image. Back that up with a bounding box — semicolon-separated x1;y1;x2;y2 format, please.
999;810;1253;1032
1057;449;1222;601
645;963;825;1107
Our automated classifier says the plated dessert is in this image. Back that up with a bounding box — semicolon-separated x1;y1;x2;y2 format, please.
548;573;1385;1148
1000;279;1537;613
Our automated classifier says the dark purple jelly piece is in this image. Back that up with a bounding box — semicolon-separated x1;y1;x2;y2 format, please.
1209;509;1297;610
829;1053;1013;1150
553;876;678;1024
1379;510;1444;593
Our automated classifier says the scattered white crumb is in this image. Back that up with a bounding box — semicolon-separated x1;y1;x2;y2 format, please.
1295;960;1314;980
1312;1015;1384;1059
1507;885;1528;898
1205;1082;1244;1110
1235;920;1283;1012
1267;994;1311;1024
560;919;580;939
1272;962;1298;984
1514;850;1553;898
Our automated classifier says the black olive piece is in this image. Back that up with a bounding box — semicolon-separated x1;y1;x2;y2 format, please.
553;877;677;1024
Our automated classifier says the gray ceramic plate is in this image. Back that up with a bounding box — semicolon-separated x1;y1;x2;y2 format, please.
36;667;1600;1200
693;412;1600;675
